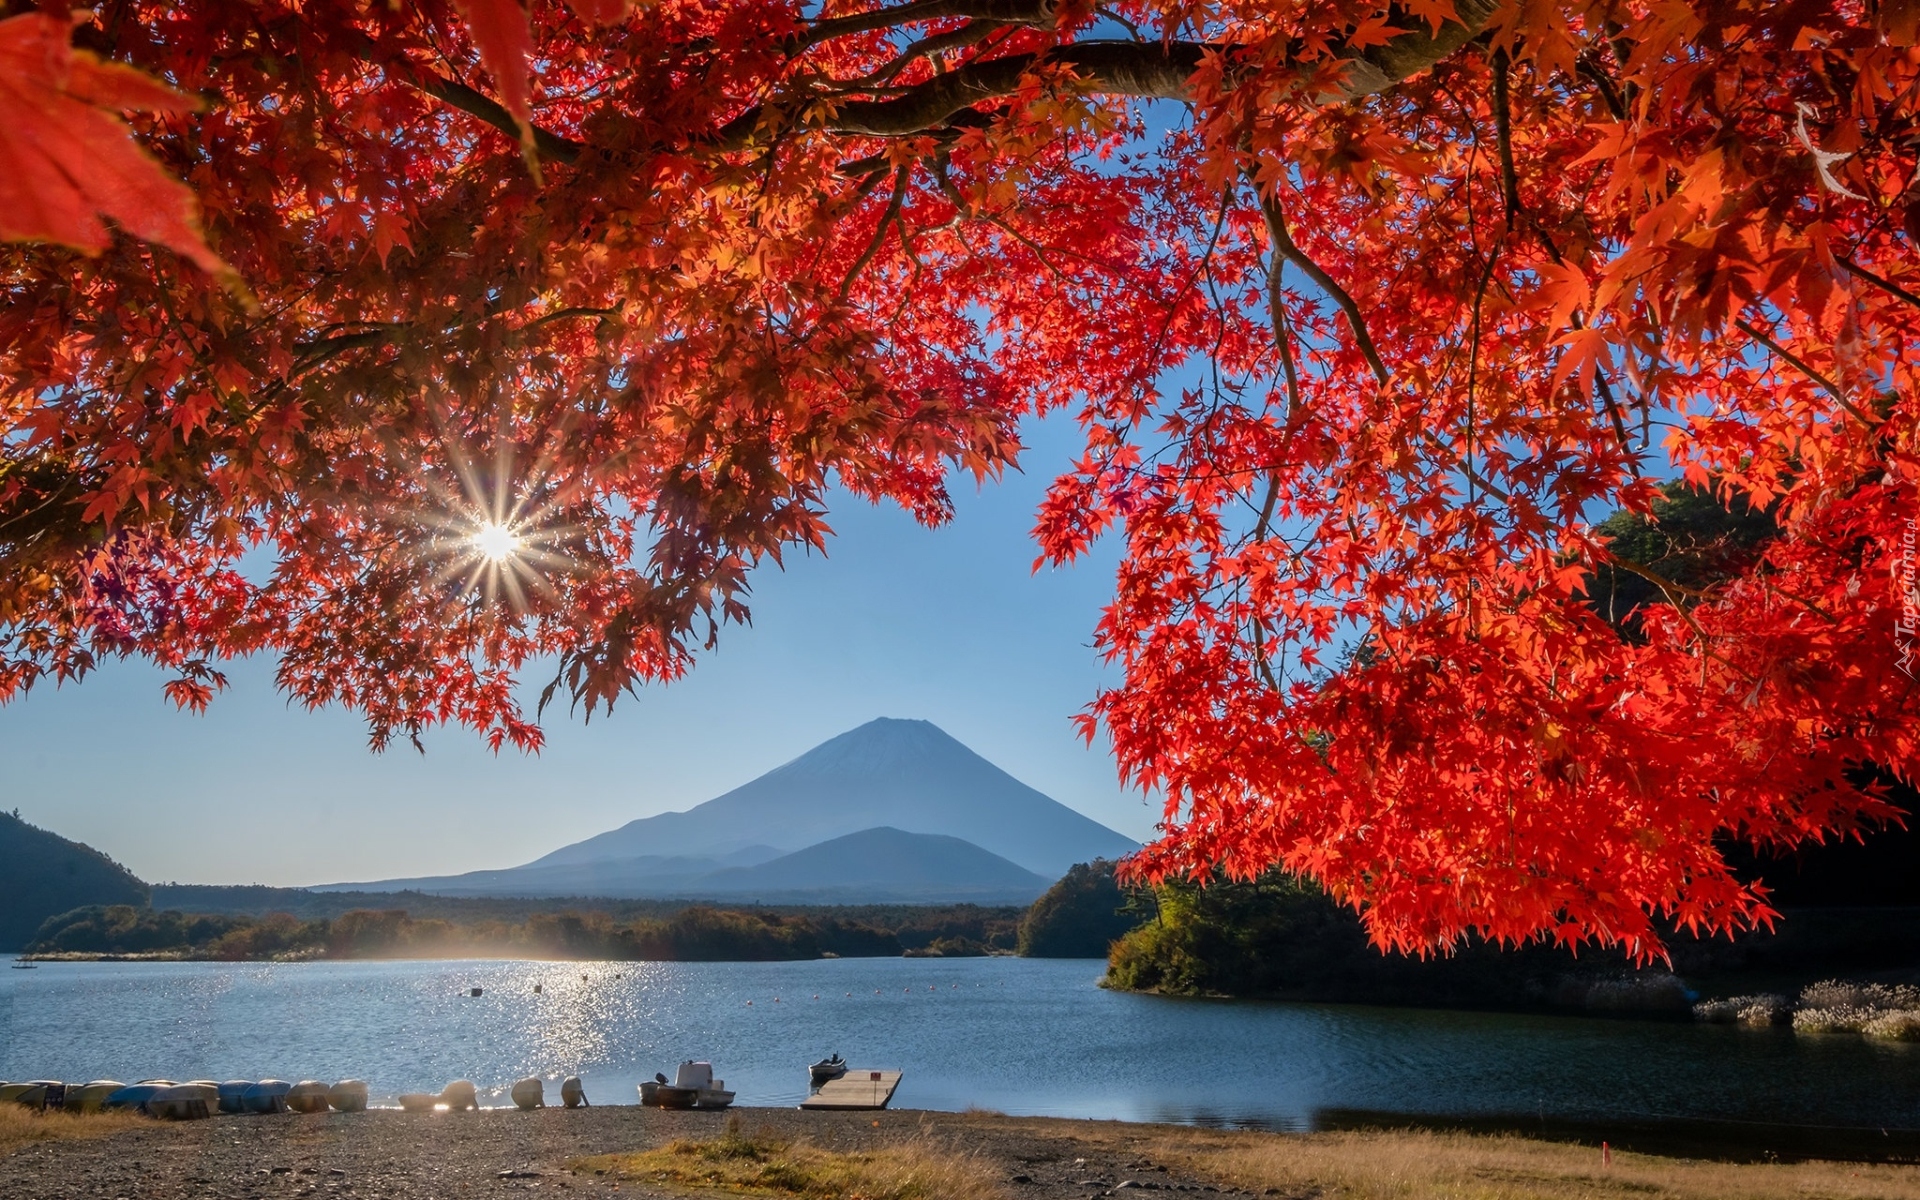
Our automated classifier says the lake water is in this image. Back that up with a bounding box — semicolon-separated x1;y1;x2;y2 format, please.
2;956;1916;1131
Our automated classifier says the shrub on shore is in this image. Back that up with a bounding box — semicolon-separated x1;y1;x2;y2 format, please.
1697;979;1920;1040
1692;994;1792;1025
572;1119;1001;1200
0;1105;138;1157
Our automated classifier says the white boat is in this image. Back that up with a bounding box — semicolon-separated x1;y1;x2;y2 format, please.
640;1062;733;1109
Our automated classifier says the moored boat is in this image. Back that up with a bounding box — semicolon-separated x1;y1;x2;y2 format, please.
104;1083;171;1114
809;1054;848;1088
640;1062;733;1109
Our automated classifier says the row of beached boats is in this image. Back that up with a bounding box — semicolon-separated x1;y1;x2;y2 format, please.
5;1056;868;1117
1;1075;591;1119
0;1078;367;1118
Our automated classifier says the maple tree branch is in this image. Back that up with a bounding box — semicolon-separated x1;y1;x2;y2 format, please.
729;2;1498;148
1575;51;1628;121
838;163;912;301
1757;575;1840;626
1592;371;1642;477
1257;179;1304;424
1606;553;1713;603
290;329;394;373
1838;256;1920;312
523;306;618;330
1490;49;1520;232
1259;194;1390;388
853;20;1009;88
800;0;1056;49
411;72;585;164
1734;319;1874;426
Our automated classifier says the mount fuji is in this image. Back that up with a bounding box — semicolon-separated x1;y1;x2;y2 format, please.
316;718;1137;901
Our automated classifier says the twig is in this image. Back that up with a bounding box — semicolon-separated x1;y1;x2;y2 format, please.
837;163;912;303
410;73;585;164
1735;319;1874;426
1838;256;1920;312
1259;194;1390;388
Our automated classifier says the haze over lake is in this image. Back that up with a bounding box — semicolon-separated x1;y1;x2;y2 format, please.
5;957;1916;1131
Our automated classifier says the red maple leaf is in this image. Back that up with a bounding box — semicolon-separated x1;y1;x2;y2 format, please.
0;12;232;282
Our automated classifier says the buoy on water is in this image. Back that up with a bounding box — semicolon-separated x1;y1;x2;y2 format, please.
469;987;483;997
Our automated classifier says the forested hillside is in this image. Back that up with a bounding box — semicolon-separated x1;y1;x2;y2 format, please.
1018;861;1149;958
0;811;148;949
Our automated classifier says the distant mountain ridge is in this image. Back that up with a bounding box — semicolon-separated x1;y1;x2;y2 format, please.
317;718;1137;901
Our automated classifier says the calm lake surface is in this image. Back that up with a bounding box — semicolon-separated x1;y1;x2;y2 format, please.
2;957;1915;1130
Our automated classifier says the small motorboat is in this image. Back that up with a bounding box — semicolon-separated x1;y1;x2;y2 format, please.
640;1062;733;1109
650;1083;700;1109
808;1054;848;1089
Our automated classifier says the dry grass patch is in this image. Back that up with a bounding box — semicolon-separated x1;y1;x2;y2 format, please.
1135;1127;1920;1200
573;1119;1003;1200
0;1105;141;1157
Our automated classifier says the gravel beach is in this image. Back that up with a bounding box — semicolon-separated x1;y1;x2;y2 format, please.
0;1106;1259;1200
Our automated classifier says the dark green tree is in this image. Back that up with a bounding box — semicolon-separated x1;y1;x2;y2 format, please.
1019;860;1147;958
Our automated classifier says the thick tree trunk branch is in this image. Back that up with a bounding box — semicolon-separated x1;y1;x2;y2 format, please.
725;2;1497;147
1331;0;1498;100
420;2;1495;168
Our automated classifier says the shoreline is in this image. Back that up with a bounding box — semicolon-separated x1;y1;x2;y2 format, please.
5;1106;1920;1200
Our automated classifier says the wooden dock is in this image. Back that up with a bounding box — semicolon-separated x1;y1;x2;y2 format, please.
800;1070;901;1110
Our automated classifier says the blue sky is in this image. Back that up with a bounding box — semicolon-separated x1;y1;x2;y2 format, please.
0;411;1163;886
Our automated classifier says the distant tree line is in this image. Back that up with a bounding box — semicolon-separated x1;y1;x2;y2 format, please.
26;902;1021;961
